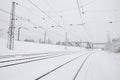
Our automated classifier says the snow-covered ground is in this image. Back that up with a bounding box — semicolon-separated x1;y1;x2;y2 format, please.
0;38;85;54
0;38;120;80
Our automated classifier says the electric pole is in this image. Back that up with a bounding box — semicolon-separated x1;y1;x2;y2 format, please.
48;38;51;44
65;32;67;50
107;31;111;44
44;31;46;43
107;31;111;50
17;27;21;41
7;2;16;50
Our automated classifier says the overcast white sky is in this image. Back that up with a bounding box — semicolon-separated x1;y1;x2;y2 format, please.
0;0;120;43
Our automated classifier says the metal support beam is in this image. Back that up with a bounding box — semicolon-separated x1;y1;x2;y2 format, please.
65;32;67;50
44;31;46;43
17;27;21;41
7;2;16;50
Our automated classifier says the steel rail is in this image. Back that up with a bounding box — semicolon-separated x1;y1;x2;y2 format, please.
0;51;83;68
35;53;88;80
73;54;91;80
0;50;81;59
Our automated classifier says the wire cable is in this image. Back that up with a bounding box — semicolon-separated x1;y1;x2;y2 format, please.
27;0;62;27
0;8;65;41
76;0;93;42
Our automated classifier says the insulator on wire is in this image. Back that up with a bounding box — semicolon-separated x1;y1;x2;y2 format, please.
82;11;85;14
109;22;112;23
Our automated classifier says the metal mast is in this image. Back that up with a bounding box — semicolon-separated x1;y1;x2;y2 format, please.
44;31;46;43
65;32;67;50
7;2;16;50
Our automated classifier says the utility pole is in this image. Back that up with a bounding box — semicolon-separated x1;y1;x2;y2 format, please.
48;38;51;44
107;31;111;44
7;2;16;50
65;32;67;50
107;31;111;50
17;27;21;41
44;31;46;43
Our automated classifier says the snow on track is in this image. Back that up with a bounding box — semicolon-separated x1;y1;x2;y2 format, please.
0;39;120;80
35;53;89;80
0;51;84;68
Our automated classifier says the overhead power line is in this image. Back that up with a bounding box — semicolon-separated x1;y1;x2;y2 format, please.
27;0;62;27
76;0;93;42
17;3;57;28
0;8;44;29
82;0;96;8
0;7;65;41
76;0;84;25
27;0;86;41
44;0;61;17
0;8;10;15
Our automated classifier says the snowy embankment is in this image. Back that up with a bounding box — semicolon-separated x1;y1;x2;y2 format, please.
0;38;85;55
0;48;120;80
0;38;120;80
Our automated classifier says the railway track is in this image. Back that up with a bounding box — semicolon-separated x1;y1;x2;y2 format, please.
0;50;82;59
0;50;91;80
73;54;91;80
0;51;84;68
35;53;91;80
0;51;65;59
